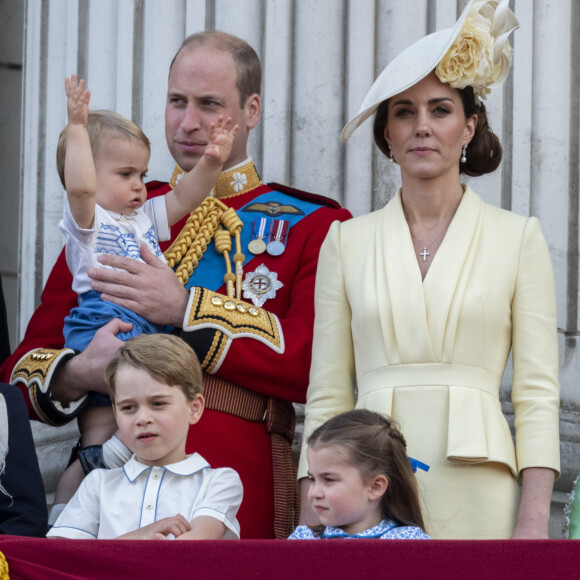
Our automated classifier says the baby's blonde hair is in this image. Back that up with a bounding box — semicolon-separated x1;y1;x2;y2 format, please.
56;109;150;188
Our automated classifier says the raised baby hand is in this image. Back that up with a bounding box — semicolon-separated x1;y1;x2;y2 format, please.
203;116;239;167
65;74;91;126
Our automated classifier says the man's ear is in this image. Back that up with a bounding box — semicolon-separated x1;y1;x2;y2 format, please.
244;94;261;130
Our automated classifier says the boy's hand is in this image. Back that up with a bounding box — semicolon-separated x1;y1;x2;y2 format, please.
65;74;90;127
117;515;192;540
203;116;238;167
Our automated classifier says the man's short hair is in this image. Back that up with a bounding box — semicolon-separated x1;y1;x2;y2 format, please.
56;109;150;188
170;30;262;108
104;334;203;402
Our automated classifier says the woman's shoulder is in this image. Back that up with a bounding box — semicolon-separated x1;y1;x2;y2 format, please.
340;207;384;228
467;186;533;227
331;198;396;238
467;186;543;241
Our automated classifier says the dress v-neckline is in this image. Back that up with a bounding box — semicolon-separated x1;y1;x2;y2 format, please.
377;187;483;363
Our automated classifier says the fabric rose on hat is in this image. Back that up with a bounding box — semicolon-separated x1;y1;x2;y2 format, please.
436;0;518;99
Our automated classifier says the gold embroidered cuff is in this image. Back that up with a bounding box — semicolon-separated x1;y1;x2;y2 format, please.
11;348;88;426
184;287;285;367
201;330;230;373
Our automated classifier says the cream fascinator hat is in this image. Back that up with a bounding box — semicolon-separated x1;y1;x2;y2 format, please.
341;0;519;142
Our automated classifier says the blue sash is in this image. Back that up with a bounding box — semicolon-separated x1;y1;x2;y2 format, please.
183;190;322;291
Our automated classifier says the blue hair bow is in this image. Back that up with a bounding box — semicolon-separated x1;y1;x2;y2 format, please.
409;457;430;473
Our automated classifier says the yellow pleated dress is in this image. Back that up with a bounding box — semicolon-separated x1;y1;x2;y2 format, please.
300;187;560;539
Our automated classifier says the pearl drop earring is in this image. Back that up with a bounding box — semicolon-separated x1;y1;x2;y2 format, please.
461;144;467;164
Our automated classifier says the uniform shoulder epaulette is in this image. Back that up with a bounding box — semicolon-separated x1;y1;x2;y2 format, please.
267;182;344;210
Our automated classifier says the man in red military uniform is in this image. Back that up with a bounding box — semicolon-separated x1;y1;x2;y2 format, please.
0;31;351;539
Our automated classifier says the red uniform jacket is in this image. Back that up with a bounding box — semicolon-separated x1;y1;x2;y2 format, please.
0;161;352;538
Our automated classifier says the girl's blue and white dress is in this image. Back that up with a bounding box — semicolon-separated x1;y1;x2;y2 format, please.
288;519;430;539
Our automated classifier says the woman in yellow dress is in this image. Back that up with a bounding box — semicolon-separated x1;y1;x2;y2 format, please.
299;0;560;539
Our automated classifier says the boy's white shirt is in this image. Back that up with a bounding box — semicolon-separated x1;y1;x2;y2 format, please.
47;453;243;539
59;197;170;295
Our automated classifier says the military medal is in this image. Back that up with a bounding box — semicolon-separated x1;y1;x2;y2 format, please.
242;264;284;307
248;218;270;255
248;238;267;255
266;220;289;256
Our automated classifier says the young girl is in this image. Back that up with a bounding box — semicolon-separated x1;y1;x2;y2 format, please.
289;409;430;539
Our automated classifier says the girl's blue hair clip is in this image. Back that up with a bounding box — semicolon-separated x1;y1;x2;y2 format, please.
409;457;430;474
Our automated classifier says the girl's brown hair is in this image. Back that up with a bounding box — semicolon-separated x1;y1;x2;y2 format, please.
308;409;425;530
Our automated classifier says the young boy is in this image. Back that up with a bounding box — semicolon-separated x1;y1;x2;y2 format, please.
48;334;243;539
50;76;238;522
